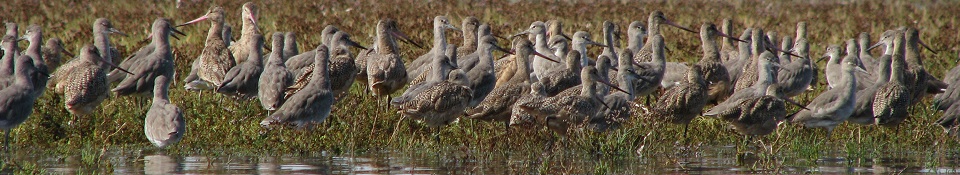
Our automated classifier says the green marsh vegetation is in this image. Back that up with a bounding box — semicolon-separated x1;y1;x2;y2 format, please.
1;0;959;173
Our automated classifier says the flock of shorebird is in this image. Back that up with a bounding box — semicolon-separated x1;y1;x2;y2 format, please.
1;2;959;149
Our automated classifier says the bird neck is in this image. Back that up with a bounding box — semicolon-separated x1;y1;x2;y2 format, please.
206;21;225;45
94;32;112;61
701;36;720;61
432;26;448;53
534;33;551;52
462;31;477;49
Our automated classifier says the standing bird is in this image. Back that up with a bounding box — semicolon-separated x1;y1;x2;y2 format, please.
849;55;892;125
0;35;19;89
934;52;960;111
858;32;878;72
706;52;780;117
21;25;50;97
326;31;362;99
230;2;260;64
624;21;647;57
790;60;859;134
648;65;708;136
0;55;42;149
258;32;292;111
457;16;480;59
179;6;235;88
144;75;185;148
392;53;457;107
409;16;459;80
397;69;473;128
41;38;71;71
632;34;667;104
217;33;264;99
777;37;814;98
366;19;414;99
54;45;131;118
634;11;696;63
519;66;627;135
261;46;334;129
695;23;739;104
467;39;548;123
721;84;788;136
514;21;561;81
937;102;960;138
903;28;946;105
873;33;912;127
92;18;127;67
112;18;180;96
464;36;509;106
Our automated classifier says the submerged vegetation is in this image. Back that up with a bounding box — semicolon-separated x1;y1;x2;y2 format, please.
1;0;959;173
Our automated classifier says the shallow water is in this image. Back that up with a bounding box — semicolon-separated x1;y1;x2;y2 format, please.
13;145;960;174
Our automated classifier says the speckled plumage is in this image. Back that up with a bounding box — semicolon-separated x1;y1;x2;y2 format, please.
192;6;236;87
229;2;260;64
41;38;67;71
649;65;708;124
873;34;912;127
399;69;472;127
56;45;111;116
467;39;536;122
367;19;410;97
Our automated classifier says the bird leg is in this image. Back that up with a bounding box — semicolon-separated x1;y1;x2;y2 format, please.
4;129;9;152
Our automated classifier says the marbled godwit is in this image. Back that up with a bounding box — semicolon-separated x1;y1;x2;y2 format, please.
397;68;472;128
545;19;570;42
179;6;234;89
320;25;339;46
41;38;70;71
519;66;628;135
719;19;736;62
634;11;696;63
112;18;180;96
722;84;788;136
777;38;814;98
93;18;127;66
367;19;414;99
356;20;420;93
283;32;299;60
733;28;769;92
724;28;753;83
903;27;946;105
144;75;185;148
540;50;582;96
0;55;42;149
259;32;292;111
3;22;16;38
457;17;480;59
392;52;457;107
216;33;264;99
230;2;260;64
287;29;366;79
287;31;365;99
648;65;708;136
466;38;541;122
789;59;859;134
849;54;891;125
223;24;233;46
54;45;131;117
261;45;334;129
826;40;874;90
934;52;960;111
409;43;457;86
507;82;547;128
409;16;459;80
589;51;639;132
873;33;911;127
706;51;780;117
695;23;736;104
459;31;510;72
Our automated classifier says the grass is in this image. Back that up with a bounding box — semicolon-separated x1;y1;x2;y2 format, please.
1;0;960;173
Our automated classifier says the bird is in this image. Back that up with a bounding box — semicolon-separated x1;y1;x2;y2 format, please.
634;11;696;63
936;102;960;138
733;28;770;92
694;23;737;104
356;21;421;93
849;54;892;125
777;37;815;98
111;18;180;96
53;45;131;118
408;16;459;80
0;35;19;89
903;27;946;106
366;19;415;99
144;75;185;148
20;25;50;98
92;18;127;67
934;51;960;111
724;27;753;84
519;66;628;135
261;45;334;129
397;68;473;128
631;34;667;104
179;6;235;89
41;37;71;71
467;38;542;123
229;2;260;64
624;21;647;57
463;36;509;107
647;65;708;136
721;84;788;136
539;50;582;96
392;53;457;107
0;55;42;149
873;33;912;127
514;21;561;81
216;33;264;99
258;32;292;111
457;16;480;59
789;58;860;134
706;51;780;117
